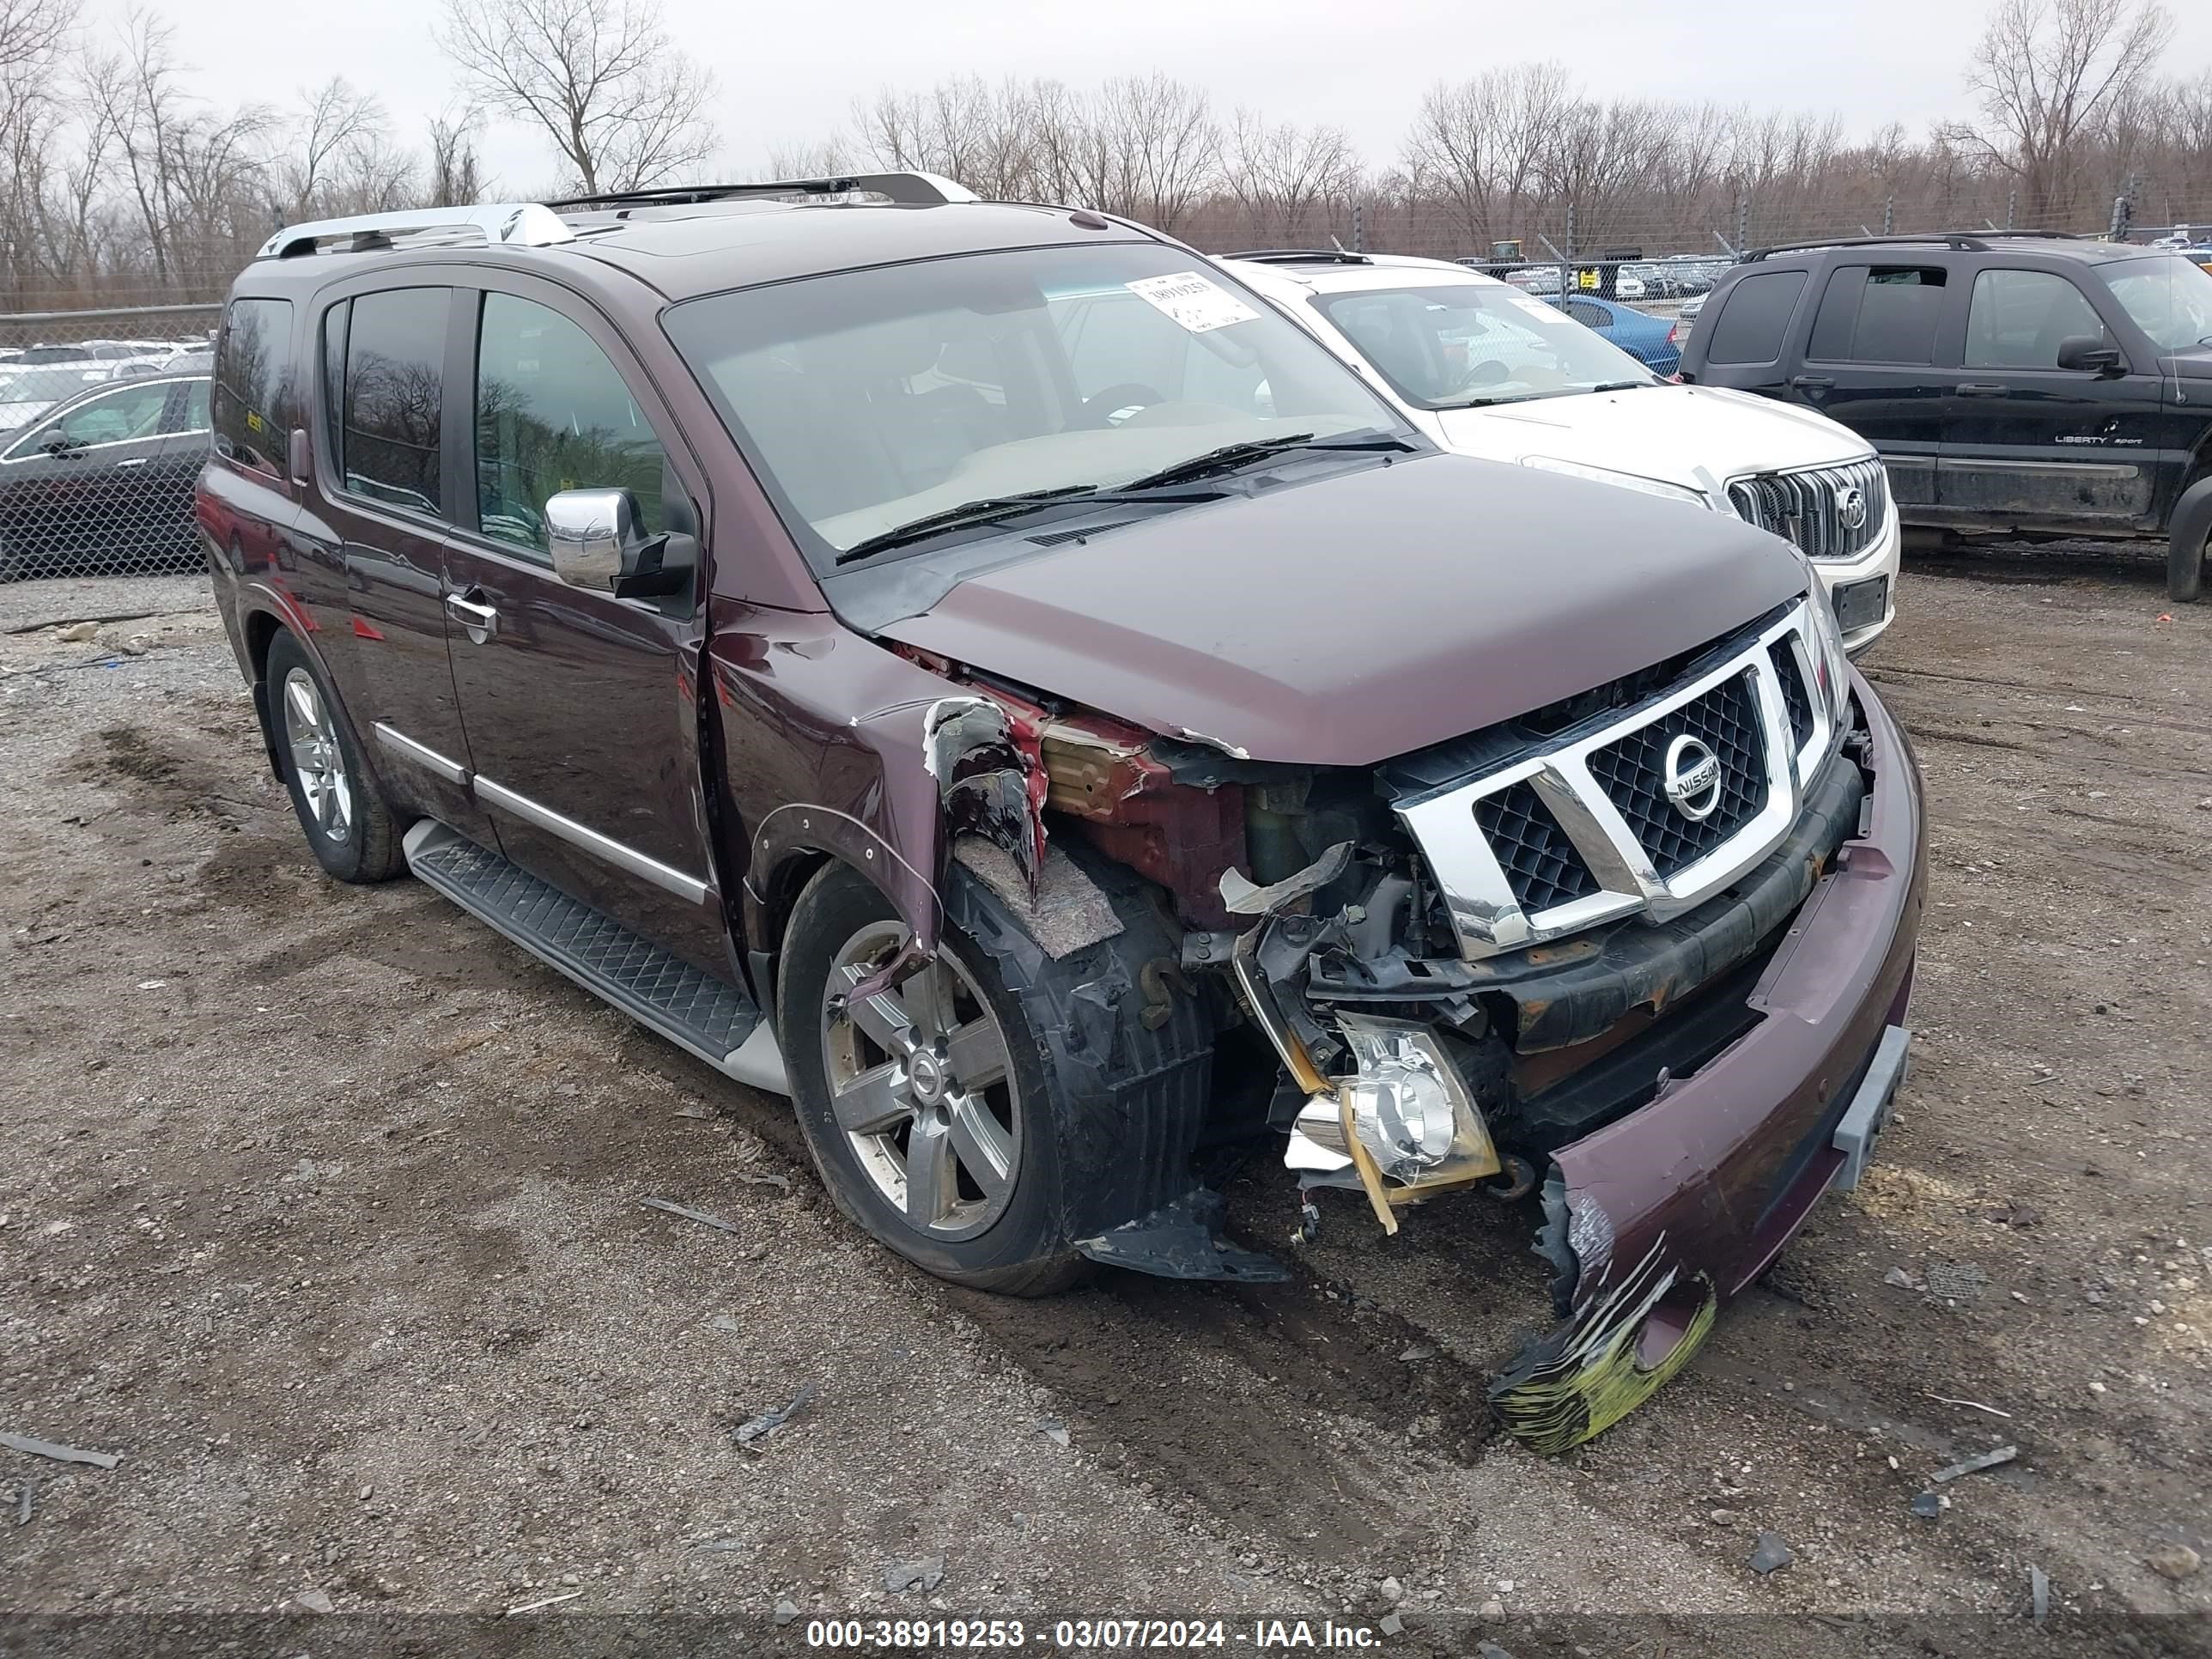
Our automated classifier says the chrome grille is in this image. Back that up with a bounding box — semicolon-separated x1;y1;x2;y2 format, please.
1395;601;1838;962
1474;781;1601;913
1729;458;1888;561
1769;639;1814;749
1586;671;1767;878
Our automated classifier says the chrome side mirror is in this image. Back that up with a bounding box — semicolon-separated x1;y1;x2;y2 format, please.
546;488;635;591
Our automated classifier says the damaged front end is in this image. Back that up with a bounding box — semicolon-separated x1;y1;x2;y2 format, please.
901;589;1923;1450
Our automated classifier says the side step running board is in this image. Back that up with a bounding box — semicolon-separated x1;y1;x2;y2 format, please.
404;820;788;1094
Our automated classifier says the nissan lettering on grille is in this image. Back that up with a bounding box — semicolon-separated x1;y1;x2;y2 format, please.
1662;735;1724;822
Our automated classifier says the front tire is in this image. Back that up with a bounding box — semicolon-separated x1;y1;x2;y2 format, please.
2166;474;2212;603
2170;521;2207;604
779;860;1087;1296
265;629;404;884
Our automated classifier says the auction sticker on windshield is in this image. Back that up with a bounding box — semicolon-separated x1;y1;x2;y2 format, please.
1499;290;1581;326
1126;271;1260;333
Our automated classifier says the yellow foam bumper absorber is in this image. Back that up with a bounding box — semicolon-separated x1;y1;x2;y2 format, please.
1486;1238;1717;1455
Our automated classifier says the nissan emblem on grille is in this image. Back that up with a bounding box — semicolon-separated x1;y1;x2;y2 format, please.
1662;735;1723;822
1838;485;1867;532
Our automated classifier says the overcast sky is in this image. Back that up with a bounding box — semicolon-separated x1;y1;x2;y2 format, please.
155;0;2212;195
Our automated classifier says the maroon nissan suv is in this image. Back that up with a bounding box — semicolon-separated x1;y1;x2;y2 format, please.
198;173;1924;1451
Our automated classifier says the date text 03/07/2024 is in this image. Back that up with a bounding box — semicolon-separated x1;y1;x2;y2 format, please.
801;1618;1393;1648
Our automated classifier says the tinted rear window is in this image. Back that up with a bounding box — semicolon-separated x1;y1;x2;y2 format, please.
340;288;449;518
214;297;295;477
1809;265;1946;364
1705;270;1808;364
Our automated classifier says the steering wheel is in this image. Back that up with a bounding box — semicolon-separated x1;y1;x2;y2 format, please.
1081;382;1166;426
1466;359;1510;388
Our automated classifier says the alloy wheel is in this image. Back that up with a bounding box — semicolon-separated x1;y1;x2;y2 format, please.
821;921;1020;1240
280;665;352;844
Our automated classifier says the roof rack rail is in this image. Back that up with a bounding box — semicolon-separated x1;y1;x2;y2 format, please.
1742;228;2089;261
546;171;977;210
1226;248;1373;265
257;171;980;260
258;203;577;260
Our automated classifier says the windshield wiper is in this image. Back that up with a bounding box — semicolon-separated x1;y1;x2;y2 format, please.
1110;430;1418;492
833;486;1098;565
1589;380;1651;392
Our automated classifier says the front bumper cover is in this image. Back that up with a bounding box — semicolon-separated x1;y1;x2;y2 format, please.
1490;674;1925;1450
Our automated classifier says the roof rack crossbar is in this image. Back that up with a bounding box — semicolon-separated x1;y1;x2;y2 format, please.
1743;228;2089;260
258;203;579;260
546;171;977;210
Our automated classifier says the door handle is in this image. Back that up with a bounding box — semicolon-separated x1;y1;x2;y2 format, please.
1789;374;1834;390
1954;383;2008;397
113;456;149;468
445;592;499;640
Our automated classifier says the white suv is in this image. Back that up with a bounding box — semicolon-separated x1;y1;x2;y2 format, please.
1220;252;1901;653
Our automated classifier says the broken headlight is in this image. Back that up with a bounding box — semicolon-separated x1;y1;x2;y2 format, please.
1335;1013;1499;1185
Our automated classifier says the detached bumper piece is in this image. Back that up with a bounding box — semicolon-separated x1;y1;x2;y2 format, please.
1832;1024;1912;1192
1075;1188;1289;1284
1487;1237;1718;1455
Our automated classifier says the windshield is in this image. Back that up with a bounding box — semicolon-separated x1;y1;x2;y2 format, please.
1309;282;1656;409
0;366;102;404
664;243;1410;566
2106;254;2212;351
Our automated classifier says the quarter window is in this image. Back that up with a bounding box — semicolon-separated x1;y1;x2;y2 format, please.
1964;270;2106;369
214;296;295;477
341;288;450;517
1705;270;1808;365
178;380;211;434
473;293;666;556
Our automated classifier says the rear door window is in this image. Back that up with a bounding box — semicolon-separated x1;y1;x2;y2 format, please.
214;296;295;477
1810;265;1948;364
1705;270;1808;364
1964;269;2107;369
339;288;451;518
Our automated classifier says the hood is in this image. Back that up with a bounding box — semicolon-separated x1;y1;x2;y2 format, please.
1431;385;1870;492
876;452;1807;767
2164;347;2212;380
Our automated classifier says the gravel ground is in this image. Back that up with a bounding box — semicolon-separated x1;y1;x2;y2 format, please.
2;547;2208;1655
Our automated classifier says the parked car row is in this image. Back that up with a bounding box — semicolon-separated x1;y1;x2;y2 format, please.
0;334;215;432
194;176;1924;1453
0;369;211;580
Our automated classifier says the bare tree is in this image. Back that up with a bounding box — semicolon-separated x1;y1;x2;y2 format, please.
427;106;487;205
436;0;716;196
84;10;273;289
0;0;73;301
1224;110;1359;245
283;77;388;216
1083;74;1220;232
1403;64;1569;252
1963;0;2174;219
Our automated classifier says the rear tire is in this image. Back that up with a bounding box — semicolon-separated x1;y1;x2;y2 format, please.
265;629;405;884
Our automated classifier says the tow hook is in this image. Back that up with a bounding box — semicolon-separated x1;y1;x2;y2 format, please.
1486;1154;1539;1202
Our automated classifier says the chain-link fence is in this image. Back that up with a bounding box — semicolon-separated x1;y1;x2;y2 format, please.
0;302;220;583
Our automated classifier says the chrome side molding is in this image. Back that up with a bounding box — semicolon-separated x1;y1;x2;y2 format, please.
373;722;470;787
472;775;710;906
